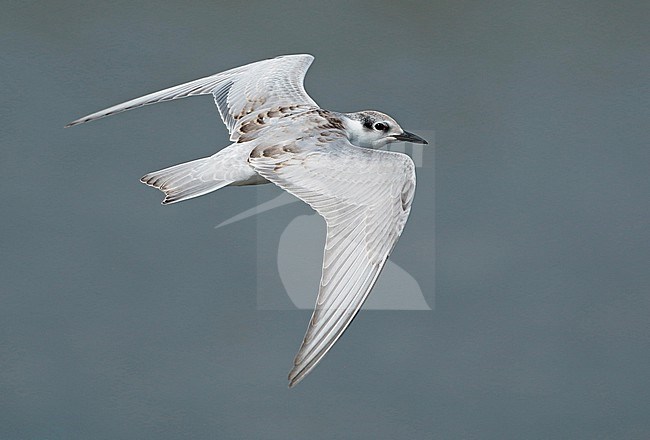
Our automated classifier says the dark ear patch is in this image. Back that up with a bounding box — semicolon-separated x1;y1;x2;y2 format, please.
362;116;374;130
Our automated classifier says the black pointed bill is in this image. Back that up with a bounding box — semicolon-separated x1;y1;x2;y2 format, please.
392;131;428;144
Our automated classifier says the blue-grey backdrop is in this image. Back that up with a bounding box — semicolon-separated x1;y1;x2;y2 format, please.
2;1;648;439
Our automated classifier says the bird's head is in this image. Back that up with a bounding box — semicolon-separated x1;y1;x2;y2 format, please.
342;111;428;148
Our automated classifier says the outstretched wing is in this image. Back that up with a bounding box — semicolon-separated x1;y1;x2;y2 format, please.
248;136;416;388
65;54;319;139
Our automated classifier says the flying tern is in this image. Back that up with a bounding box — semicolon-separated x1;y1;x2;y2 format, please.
67;54;428;387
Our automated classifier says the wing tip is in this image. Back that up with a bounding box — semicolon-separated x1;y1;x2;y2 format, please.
64;119;82;128
65;114;99;128
287;368;305;389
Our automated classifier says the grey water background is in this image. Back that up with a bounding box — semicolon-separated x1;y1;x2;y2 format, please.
2;1;648;439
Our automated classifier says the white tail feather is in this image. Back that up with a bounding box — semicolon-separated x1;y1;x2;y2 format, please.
141;157;231;205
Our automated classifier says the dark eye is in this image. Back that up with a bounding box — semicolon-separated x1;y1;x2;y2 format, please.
374;122;389;131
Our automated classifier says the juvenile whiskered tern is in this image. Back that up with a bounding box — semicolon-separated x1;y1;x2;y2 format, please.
67;54;428;387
